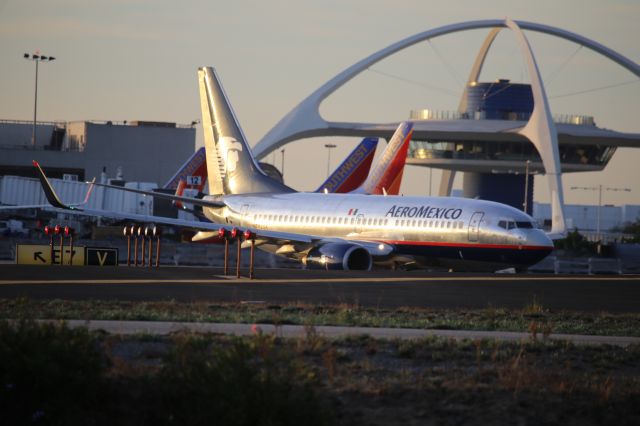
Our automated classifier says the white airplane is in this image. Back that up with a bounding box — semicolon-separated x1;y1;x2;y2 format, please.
34;66;555;271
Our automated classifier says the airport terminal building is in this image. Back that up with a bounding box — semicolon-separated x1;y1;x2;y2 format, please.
0;119;195;184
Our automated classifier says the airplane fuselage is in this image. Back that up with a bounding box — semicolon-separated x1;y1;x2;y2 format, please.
203;192;553;271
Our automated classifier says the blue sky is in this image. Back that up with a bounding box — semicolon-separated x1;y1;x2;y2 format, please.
1;0;639;205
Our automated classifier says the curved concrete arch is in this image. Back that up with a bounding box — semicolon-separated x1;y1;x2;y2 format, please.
444;27;503;198
457;27;503;114
254;19;640;159
505;18;566;235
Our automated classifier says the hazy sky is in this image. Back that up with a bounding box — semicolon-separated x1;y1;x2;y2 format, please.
1;0;638;205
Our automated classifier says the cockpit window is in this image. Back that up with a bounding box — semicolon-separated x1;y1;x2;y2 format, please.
499;220;535;230
498;220;514;229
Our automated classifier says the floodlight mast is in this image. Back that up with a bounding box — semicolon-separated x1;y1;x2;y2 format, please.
23;52;56;147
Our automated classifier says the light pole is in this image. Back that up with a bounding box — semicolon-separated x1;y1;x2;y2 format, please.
280;148;285;179
23;52;55;147
523;160;531;214
324;143;336;178
571;185;631;240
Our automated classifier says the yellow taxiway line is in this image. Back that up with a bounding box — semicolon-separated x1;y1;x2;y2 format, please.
1;275;639;285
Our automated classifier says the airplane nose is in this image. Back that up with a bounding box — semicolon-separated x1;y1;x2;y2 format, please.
528;229;554;249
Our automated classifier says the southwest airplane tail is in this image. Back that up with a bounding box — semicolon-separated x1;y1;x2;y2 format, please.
315;138;378;193
198;67;293;196
353;121;413;195
163;147;208;192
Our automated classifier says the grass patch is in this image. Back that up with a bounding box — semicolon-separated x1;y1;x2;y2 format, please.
2;319;640;425
0;319;333;425
1;298;640;337
0;318;107;424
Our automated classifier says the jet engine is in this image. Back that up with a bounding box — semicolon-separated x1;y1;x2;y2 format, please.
305;242;372;271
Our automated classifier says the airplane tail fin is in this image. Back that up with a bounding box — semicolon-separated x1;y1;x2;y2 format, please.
315;138;378;193
354;122;413;195
164;147;208;192
198;67;292;195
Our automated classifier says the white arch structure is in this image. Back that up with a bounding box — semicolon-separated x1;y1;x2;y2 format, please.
253;19;640;235
255;19;639;158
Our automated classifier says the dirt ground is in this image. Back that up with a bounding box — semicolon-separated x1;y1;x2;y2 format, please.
103;331;640;425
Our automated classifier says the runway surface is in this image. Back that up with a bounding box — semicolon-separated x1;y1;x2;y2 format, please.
2;265;640;312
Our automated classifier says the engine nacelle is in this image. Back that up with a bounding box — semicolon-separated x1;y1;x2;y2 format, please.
305;243;372;271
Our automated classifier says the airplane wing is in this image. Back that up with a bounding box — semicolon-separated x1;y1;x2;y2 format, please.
33;160;225;210
33;160;313;240
89;181;226;209
0;204;53;210
0;174;96;211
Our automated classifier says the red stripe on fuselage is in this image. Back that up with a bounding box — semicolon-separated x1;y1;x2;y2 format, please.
378;240;552;251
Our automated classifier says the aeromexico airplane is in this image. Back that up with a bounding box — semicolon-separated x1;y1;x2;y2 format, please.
34;67;556;271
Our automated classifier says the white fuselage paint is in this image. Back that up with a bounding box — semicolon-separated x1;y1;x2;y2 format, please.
202;192;553;270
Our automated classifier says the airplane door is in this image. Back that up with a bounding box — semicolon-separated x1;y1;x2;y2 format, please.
240;204;250;227
468;211;484;242
355;214;365;233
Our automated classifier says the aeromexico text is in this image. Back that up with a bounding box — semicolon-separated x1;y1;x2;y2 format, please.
385;205;463;219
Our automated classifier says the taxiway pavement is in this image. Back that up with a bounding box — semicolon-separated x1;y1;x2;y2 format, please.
2;265;639;312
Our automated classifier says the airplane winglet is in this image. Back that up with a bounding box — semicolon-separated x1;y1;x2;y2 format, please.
80;178;96;205
33;160;76;210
